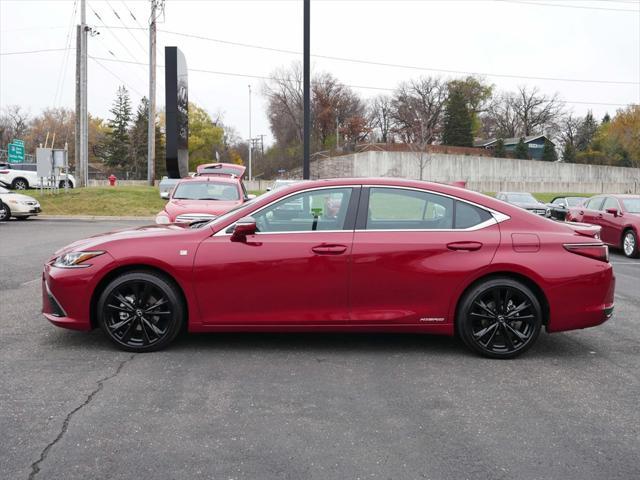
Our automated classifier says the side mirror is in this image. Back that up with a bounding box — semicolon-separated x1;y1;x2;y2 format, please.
231;216;257;242
160;191;170;199
605;208;620;217
245;194;257;201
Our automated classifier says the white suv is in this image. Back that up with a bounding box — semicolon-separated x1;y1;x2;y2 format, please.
0;163;75;190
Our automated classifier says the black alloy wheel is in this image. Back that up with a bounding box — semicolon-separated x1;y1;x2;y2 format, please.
0;202;9;221
12;178;28;190
457;278;542;359
97;271;184;352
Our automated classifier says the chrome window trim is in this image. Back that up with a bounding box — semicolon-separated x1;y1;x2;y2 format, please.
213;183;510;237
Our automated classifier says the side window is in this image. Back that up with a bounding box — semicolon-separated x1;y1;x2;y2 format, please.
253;188;352;233
552;198;565;206
367;188;453;230
455;201;493;229
586;197;604;210
602;197;619;212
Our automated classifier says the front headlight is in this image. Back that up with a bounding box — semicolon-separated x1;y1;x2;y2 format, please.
53;251;105;268
156;214;170;224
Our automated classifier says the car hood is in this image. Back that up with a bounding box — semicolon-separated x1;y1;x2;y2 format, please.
52;223;190;257
0;193;38;203
163;199;241;217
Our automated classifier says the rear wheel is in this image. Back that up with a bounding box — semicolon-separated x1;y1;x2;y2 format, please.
457;278;542;359
622;229;639;258
59;180;74;189
12;178;28;190
97;271;185;352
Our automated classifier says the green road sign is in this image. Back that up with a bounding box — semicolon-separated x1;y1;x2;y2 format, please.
8;142;25;163
12;139;24;147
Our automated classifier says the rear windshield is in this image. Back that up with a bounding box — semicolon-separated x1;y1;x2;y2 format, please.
622;198;640;213
506;193;537;203
173;182;240;201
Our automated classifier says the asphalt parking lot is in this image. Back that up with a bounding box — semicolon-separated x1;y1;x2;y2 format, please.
1;218;639;480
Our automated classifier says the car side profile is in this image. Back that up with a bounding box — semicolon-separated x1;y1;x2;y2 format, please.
566;194;640;258
0;163;75;190
546;196;588;221
43;178;615;359
0;186;41;220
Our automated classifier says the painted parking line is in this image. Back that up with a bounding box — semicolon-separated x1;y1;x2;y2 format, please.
21;278;40;286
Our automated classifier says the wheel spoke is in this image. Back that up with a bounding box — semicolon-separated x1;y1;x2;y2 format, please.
501;323;515;351
142;317;164;337
140;283;152;308
120;318;137;343
113;293;135;311
507;314;535;322
109;316;134;332
492;288;502;314
470;312;495;320
474;299;497;318
145;298;168;313
474;322;498;340
139;318;152;345
483;324;499;348
504;288;512;309
506;300;531;318
505;323;530;342
106;303;134;314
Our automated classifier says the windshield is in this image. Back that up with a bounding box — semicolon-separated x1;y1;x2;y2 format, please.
622;198;640;213
208;188;282;228
172;181;240;201
566;197;586;207
506;193;537;203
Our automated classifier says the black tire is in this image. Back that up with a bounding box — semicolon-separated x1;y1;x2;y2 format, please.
59;180;74;189
0;202;9;221
12;178;28;190
622;229;639;259
97;271;185;352
456;277;543;359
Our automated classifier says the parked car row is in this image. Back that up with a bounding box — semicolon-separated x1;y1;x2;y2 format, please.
496;190;639;258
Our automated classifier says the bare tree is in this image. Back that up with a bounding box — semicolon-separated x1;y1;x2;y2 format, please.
368;95;394;143
510;86;564;136
558;114;581;148
392;77;447;144
263;63;305;147
483;93;520;139
0;105;30;150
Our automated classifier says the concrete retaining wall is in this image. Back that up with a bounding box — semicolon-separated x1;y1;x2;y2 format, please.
284;151;640;193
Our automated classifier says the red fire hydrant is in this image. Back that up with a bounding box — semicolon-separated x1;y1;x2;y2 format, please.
108;174;117;187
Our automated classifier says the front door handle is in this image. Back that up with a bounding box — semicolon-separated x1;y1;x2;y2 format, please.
312;244;348;255
447;241;483;252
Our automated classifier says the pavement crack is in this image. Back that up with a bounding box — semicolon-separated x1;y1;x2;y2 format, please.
27;354;136;480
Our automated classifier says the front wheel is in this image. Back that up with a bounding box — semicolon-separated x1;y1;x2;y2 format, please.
0;203;9;221
622;230;639;258
97;271;185;352
12;178;28;190
457;278;542;359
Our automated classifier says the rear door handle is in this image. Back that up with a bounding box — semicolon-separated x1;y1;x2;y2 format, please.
312;244;348;255
447;241;483;252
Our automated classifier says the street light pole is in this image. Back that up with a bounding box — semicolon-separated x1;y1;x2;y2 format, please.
248;84;252;181
303;0;310;179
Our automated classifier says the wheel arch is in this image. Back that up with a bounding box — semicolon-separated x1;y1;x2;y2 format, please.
453;271;550;330
89;263;189;329
12;176;29;188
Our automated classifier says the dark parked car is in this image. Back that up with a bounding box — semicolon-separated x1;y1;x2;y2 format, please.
546;196;588;221
566;194;640;258
496;192;550;217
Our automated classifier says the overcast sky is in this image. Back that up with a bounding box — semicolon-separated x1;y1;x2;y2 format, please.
1;0;639;145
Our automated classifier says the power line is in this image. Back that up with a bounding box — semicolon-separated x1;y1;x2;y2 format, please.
104;0;147;57
89;55;636;107
52;0;78;109
90;56;145;97
0;48;74;56
158;29;640;86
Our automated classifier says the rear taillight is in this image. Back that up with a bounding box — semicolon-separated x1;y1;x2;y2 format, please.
0;170;9;174
564;243;609;262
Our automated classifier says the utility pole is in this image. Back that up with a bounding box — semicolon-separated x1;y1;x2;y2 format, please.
258;134;265;159
303;0;310;180
75;0;89;187
248;84;252;181
148;0;158;186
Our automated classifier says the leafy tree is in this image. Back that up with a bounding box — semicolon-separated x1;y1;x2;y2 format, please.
103;85;132;168
442;86;473;147
514;137;529;159
188;102;225;171
602;113;611;124
541;139;558;161
493;138;506;158
575;111;598;152
562;142;576;163
607;105;640;168
447;76;493;137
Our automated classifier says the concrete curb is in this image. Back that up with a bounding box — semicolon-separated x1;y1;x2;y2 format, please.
36;215;154;221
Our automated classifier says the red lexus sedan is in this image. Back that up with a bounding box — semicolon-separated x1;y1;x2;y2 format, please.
43;179;615;359
566;194;640;258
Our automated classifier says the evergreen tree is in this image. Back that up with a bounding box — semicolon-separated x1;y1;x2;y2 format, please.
602;113;611;124
562;142;576;163
129;97;149;179
576;111;598;152
514;137;529;159
442;86;473;147
104;86;132;168
541;138;558;161
494;138;506;158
